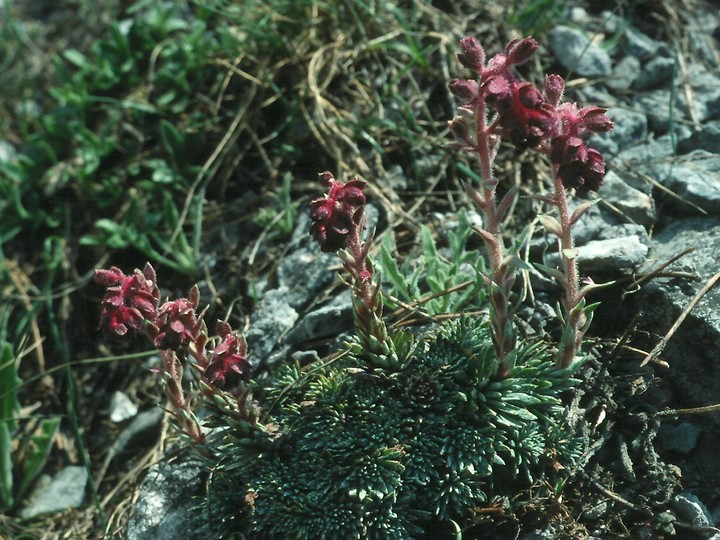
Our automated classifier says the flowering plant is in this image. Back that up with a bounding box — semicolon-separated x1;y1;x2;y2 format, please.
94;35;613;538
448;36;612;372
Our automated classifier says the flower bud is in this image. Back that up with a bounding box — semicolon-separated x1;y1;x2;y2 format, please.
543;74;565;107
458;36;485;71
505;36;539;66
579;106;613;133
448;78;478;101
448;116;471;142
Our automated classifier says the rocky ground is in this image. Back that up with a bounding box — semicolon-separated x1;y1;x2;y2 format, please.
7;1;720;538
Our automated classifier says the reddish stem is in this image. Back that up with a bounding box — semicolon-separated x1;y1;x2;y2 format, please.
552;167;586;369
469;98;516;376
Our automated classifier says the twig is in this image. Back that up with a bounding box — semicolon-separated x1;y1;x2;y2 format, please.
587;477;651;516
640;271;720;367
656;403;720;417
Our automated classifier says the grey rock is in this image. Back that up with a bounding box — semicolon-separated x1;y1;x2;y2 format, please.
568;6;590;25
632;55;676;91
633;89;676;132
634;64;720;130
612;134;678;193
623;27;664;60
672;493;714;529
600;171;655;227
109;390;138;423
576;235;649;272
247;286;299;364
590;107;647;157
679;122;720;154
126;459;206;540
277;247;337;310
599;11;624;34
107;408;163;467
596;223;651;247
687;64;720;122
606;55;640;91
583;500;609;520
639;218;720;416
20;466;88;518
568;201;605;246
658;422;702;454
286;292;353;344
651;151;720;214
548;26;612;78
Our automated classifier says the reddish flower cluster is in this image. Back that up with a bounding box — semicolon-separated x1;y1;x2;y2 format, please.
151;287;205;350
448;36;613;192
96;263;254;395
204;321;251;390
309;171;366;252
95;264;160;337
550;102;613;193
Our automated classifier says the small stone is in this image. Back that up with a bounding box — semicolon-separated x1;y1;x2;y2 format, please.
632;56;675;90
601;171;655;227
576;235;649;272
126;459;207;540
548;26;612;78
658;422;702;454
286;293;353;344
679;122;720;155
606;55;640;91
672;493;714;529
652;151;720;215
109;391;138;423
20;466;88;518
583;500;609;520
622;27;664;60
0;140;17;162
247;286;299;365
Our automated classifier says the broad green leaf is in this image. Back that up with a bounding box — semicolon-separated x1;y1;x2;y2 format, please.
0;343;19;432
18;417;61;499
0;423;12;510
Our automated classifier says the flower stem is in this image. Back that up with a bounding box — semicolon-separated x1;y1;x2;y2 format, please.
552;168;586;369
470;100;517;377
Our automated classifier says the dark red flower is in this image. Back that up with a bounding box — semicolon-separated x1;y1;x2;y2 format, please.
152;286;204;350
549;103;613;192
550;135;606;193
492;81;554;148
309;172;366;252
204;322;251;390
95;263;160;337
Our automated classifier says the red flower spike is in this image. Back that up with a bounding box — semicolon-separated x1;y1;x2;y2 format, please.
310;172;367;253
153;288;204;350
204;323;251;390
95;264;160;338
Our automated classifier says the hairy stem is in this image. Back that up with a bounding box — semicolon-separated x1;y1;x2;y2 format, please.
553;169;586;369
470;100;517;377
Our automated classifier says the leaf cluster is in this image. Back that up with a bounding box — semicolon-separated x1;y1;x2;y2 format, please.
203;317;582;539
378;209;488;317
